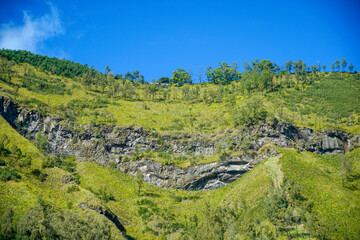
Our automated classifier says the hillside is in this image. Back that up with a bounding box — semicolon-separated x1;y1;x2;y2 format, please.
0;50;360;239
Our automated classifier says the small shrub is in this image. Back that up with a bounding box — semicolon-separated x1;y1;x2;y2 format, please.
35;134;48;153
10;145;22;159
67;185;80;193
173;196;183;202
42;157;55;169
184;195;200;201
31;169;47;182
74;174;81;184
138;207;152;220
137;199;156;206
61;160;76;172
143;226;159;236
0;167;21;182
0;157;6;166
0;134;10;156
232;95;268;126
31;169;42;177
94;187;115;203
19;154;32;168
123;156;130;162
109;162;117;169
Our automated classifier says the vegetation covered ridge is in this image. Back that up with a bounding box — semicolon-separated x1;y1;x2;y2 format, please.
0;49;359;136
1;96;359;190
0;115;359;239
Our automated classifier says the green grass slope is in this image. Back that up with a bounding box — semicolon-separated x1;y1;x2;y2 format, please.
1;55;359;136
1;51;360;239
1;114;359;239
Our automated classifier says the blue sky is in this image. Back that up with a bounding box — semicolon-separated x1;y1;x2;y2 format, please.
0;0;359;81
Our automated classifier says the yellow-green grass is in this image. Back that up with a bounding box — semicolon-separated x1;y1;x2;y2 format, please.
279;148;360;239
2;58;359;136
0;116;43;168
1;115;360;238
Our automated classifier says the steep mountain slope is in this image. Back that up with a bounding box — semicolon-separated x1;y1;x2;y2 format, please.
0;50;360;239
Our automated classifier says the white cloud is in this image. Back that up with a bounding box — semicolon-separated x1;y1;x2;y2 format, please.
0;3;64;52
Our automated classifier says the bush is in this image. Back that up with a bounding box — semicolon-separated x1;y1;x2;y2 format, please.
232;95;268;126
138;207;152;220
0;207;15;238
0;167;21;182
137;199;156;206
61;159;76;172
31;168;41;177
0;157;6;166
67;185;80;193
10;144;22;159
21;75;67;95
35;133;48;153
0;134;10;156
16;204;112;240
31;169;47;181
42;156;56;169
90;186;115;203
19;154;32;168
42;154;77;173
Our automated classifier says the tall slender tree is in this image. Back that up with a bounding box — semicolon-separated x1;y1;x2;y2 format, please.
285;60;293;73
349;63;354;73
331;63;335;72
341;58;347;72
322;65;326;72
335;59;340;72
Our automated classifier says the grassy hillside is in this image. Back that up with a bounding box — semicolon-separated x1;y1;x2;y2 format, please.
1;52;359;136
1;114;359;239
1;50;360;239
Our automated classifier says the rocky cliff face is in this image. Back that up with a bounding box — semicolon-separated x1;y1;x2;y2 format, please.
1;96;359;190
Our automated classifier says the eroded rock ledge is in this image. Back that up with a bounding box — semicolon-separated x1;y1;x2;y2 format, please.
1;96;359;190
79;203;126;238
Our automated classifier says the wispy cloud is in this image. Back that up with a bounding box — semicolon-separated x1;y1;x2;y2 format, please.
0;3;64;53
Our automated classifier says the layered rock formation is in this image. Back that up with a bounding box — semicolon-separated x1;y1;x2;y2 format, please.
1;96;359;190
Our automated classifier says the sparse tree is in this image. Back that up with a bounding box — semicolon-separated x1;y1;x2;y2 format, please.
124;71;133;80
311;65;317;73
322;64;326;72
157;77;170;84
335;59;340;72
206;62;241;85
243;61;251;73
188;68;194;84
136;172;144;196
144;82;158;100
197;66;204;83
285;60;293;73
341;58;347;72
349;63;354;73
105;65;111;75
170;68;191;86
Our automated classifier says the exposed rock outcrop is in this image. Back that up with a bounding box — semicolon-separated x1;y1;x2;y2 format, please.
1;96;359;190
79;203;126;238
119;148;278;190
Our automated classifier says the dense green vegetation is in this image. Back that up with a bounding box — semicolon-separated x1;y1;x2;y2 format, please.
1;116;359;239
1;50;358;136
0;50;359;239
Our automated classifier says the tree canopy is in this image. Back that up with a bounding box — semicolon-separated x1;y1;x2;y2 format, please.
170;68;191;86
205;62;241;85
